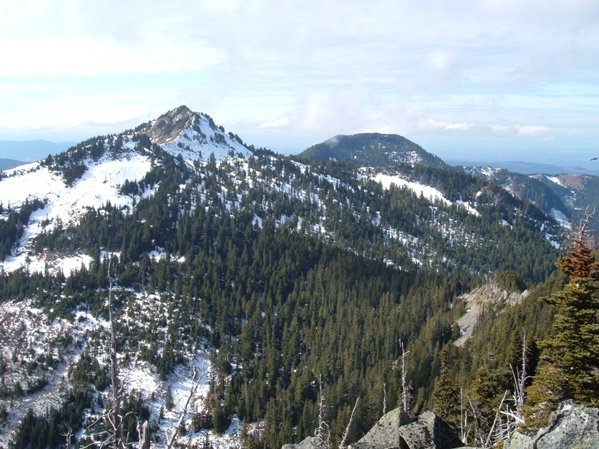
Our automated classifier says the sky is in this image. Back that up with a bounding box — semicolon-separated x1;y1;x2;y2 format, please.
1;0;598;165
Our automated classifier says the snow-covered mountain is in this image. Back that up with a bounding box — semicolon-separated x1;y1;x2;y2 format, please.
0;106;253;276
0;106;567;449
0;107;563;278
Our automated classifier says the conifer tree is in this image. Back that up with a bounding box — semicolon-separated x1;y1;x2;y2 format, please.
524;216;599;429
432;346;460;429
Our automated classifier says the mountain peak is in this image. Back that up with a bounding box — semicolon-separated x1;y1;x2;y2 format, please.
141;105;199;145
299;133;447;168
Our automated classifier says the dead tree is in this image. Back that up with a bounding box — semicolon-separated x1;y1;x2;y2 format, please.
165;365;202;449
137;419;151;449
339;397;360;449
314;373;330;449
399;340;410;416
493;331;530;442
459;388;471;444
107;259;125;449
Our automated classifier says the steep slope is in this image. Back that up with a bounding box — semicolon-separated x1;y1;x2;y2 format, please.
465;166;599;233
299;133;447;168
536;173;599;232
464;166;572;227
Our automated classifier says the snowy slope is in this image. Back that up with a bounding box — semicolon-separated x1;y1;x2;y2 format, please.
0;153;152;274
372;172;480;216
374;173;452;206
160;115;252;164
0;107;254;275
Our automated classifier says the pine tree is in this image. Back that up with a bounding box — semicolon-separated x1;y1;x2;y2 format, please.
524;217;599;429
431;346;460;429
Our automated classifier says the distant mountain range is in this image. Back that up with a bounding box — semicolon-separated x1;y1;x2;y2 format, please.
0;139;74;162
0;159;25;170
448;159;599;176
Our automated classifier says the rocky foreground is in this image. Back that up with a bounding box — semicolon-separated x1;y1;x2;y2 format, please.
282;401;598;449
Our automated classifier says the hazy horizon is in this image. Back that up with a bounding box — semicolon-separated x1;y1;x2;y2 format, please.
1;131;596;174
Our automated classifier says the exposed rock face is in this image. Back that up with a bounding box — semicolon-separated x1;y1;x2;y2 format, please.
140;105;198;144
281;436;329;449
504;401;599;449
454;281;529;347
349;409;473;449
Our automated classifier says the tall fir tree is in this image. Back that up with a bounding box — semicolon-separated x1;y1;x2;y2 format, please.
431;346;461;429
523;217;599;430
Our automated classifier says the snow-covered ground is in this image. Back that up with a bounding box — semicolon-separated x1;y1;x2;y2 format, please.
0;299;105;447
0;294;244;449
0;153;153;274
373;173;451;206
161;114;252;165
546;175;566;188
372;172;480;217
0;110;258;276
549;208;571;229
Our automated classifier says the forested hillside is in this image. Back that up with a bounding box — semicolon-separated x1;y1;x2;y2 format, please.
0;107;590;449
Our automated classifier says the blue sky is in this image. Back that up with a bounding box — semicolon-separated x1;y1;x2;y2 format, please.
1;0;598;165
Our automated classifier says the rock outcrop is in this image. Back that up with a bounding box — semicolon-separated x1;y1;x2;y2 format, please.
455;281;529;347
504;401;599;449
281;409;474;449
350;408;473;449
281;402;598;449
282;436;329;449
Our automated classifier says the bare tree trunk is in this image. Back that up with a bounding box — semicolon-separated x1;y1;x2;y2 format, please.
339;397;360;449
399;340;410;416
166;366;201;449
519;331;527;409
460;388;469;444
137;419;151;449
484;391;508;448
108;260;125;449
314;373;330;449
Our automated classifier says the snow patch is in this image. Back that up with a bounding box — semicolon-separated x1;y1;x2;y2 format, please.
550;208;571;229
547;175;565;187
0;154;152;272
373;173;451;206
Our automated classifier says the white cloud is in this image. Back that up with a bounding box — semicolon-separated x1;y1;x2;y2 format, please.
0;36;222;77
427;119;473;132
516;125;550;137
259;117;291;129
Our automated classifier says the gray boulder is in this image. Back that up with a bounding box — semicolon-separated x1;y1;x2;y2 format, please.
504;401;599;449
350;408;474;449
282;436;329;449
